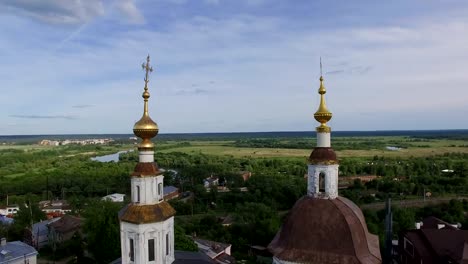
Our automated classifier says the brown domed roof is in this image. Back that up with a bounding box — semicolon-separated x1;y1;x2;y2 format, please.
268;196;381;264
119;202;176;224
131;162;163;177
309;147;338;165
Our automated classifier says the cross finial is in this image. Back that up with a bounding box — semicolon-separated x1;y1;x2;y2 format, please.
320;56;323;77
142;54;154;90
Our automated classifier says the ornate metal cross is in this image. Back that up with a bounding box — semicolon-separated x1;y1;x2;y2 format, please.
142;55;153;90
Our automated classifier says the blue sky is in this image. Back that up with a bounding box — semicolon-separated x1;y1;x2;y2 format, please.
1;0;467;135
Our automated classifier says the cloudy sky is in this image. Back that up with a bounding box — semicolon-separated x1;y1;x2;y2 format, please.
1;0;467;135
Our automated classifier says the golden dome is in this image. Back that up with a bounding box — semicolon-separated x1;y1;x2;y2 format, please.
133;55;158;149
314;76;333;128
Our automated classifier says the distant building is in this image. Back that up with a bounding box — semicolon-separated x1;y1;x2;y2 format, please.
48;215;83;244
39;139;60;146
163;186;179;201
220;215;234;227
0;238;38;264
0;215;13;225
399;216;468;264
338;175;381;188
204;176;219;188
0;205;19;217
194;238;235;264
32;218;61;249
102;193;126;202
239;171;252;181
39;200;71;216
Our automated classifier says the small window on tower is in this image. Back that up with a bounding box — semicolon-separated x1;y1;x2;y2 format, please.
136;186;140;203
148;239;155;261
129;238;135;261
158;183;163;201
319;172;326;192
166;233;169;255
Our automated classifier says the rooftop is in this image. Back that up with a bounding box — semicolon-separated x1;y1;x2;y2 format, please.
0;241;38;262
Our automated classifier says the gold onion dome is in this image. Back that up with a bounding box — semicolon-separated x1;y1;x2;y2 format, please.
314;76;333;131
133;55;159;149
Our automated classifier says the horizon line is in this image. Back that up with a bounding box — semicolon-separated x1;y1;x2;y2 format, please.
1;128;468;137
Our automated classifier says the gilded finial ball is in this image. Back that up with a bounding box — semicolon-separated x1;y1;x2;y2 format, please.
133;115;159;141
314;112;332;124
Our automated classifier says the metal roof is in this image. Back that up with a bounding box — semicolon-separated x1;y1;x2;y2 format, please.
164;186;179;195
0;241;38;262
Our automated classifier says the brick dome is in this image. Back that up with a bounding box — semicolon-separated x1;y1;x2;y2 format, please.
308;147;338;165
268;196;381;264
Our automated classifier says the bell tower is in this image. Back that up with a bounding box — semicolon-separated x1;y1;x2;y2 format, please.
307;61;339;199
119;55;176;264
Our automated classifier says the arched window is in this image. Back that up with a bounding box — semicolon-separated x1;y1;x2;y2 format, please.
319;172;326;192
136;186;140;203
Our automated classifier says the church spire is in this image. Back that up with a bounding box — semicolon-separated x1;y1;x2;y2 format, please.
314;58;332;133
307;58;339;199
133;55;159;150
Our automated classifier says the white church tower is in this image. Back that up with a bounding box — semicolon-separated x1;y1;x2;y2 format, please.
119;55;176;264
268;68;382;263
307;71;339;199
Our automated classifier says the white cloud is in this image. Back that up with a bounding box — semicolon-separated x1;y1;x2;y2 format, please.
116;0;145;24
0;0;144;24
0;0;104;24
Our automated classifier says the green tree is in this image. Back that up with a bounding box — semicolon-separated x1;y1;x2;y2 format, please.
10;202;46;241
174;225;198;252
83;200;122;263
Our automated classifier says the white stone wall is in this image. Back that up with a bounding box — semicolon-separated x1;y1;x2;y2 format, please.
131;175;165;204
316;132;331;147
139;150;154;163
120;217;175;264
307;164;339;199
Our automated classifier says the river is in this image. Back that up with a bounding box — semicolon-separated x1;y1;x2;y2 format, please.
91;150;134;162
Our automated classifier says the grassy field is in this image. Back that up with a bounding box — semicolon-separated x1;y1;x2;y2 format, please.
1;136;467;160
156;138;468;158
0;144;55;151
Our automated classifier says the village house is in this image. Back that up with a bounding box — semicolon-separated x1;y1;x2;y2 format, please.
163;186;179;201
48;215;83;244
194;238;235;264
0;215;13;225
102;193;126;202
0;205;19;217
0;238;38;264
32;218;61;249
39;200;71;217
399;216;468;264
204;176;219;188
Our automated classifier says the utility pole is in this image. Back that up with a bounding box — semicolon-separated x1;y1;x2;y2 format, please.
383;198;393;264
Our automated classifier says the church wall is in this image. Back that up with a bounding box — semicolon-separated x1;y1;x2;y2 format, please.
131;175;165;204
307;164;339;199
120;217;175;264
